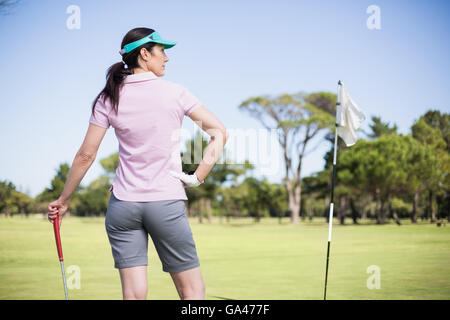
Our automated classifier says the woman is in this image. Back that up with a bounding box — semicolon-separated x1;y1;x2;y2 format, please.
47;27;228;300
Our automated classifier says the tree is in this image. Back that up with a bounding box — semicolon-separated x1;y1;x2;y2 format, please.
302;172;331;221
411;111;449;222
336;134;443;224
0;180;35;217
263;181;289;223
239;91;335;224
364;116;398;139
75;176;111;216
99;152;119;177
181;130;253;222
0;0;20;15
36;163;74;203
414;110;449;152
12;191;34;217
0;180;16;216
320;114;399;222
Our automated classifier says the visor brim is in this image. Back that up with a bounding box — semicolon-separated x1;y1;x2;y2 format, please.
158;41;176;49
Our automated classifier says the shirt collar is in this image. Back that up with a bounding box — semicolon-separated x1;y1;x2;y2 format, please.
123;71;158;84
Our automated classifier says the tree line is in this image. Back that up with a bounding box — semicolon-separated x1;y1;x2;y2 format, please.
1;89;448;225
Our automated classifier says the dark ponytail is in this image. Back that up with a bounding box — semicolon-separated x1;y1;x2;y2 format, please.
91;27;158;120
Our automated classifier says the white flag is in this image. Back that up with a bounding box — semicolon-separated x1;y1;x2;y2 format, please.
336;83;366;147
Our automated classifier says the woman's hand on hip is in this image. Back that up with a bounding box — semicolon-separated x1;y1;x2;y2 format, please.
169;170;204;187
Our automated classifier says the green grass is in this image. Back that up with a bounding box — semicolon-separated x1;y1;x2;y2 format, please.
0;215;449;300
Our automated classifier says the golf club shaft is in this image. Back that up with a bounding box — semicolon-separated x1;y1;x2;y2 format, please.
60;260;69;300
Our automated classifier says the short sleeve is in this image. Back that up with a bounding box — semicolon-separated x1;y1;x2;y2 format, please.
89;95;111;129
177;85;202;116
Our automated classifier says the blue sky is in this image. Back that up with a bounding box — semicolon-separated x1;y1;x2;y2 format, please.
0;0;449;198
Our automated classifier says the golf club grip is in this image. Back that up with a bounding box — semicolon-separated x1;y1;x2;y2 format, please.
53;215;64;261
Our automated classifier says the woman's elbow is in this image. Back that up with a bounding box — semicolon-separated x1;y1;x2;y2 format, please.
209;127;229;145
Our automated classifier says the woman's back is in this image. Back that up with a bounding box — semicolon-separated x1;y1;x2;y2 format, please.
89;71;202;201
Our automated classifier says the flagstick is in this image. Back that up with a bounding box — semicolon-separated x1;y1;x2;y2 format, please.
323;80;342;300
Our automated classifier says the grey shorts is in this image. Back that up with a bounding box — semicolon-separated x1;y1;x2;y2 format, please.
105;192;200;272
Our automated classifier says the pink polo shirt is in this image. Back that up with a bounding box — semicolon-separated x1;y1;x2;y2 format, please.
89;71;202;202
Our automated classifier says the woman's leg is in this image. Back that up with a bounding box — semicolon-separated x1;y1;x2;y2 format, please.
170;266;205;300
119;266;148;300
105;193;148;299
141;199;203;299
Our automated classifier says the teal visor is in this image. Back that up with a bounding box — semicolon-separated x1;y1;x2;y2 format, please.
119;31;176;55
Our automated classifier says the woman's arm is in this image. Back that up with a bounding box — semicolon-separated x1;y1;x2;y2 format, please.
48;124;108;223
58;153;95;203
60;124;108;201
188;106;229;182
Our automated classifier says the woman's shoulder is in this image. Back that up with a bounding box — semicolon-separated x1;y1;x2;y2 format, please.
95;93;112;109
157;79;187;93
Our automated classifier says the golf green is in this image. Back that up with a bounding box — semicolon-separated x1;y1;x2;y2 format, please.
0;215;448;300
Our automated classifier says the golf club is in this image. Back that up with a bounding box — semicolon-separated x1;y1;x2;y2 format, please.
52;214;69;300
